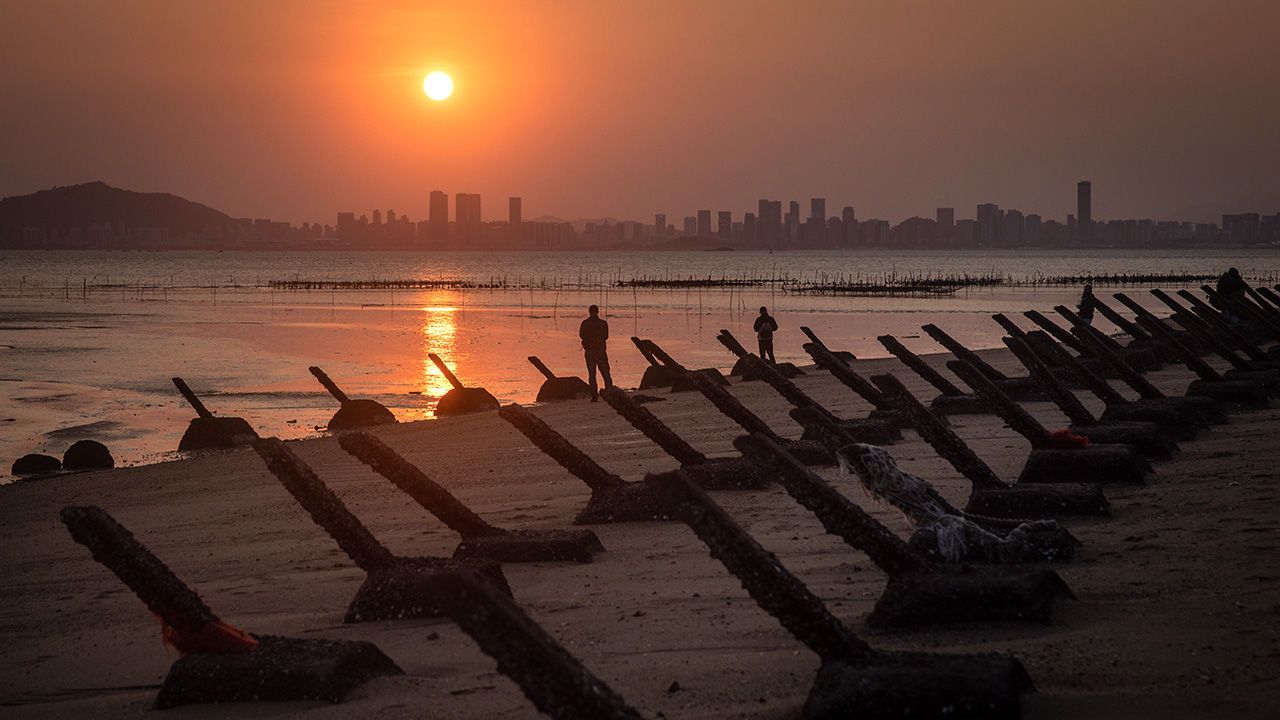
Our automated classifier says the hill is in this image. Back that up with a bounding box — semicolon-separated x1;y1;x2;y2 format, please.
0;182;231;241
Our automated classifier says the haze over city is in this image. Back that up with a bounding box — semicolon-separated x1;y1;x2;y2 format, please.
3;1;1279;225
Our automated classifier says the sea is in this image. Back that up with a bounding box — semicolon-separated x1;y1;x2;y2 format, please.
3;247;1279;479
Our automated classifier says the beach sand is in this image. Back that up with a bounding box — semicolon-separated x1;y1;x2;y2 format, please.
1;345;1278;718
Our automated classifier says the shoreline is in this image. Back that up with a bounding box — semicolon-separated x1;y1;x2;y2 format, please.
3;286;1108;480
2;341;1278;717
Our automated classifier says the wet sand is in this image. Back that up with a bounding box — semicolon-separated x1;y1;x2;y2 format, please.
1;285;1142;477
1;344;1278;718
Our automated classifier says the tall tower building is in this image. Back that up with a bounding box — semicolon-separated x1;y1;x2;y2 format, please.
456;193;482;239
717;211;732;241
1024;214;1043;245
810;198;826;222
1077;181;1092;242
786;214;800;244
976;203;999;246
697;210;712;237
654;213;666;239
759;199;782;246
428;191;449;241
936;207;955;231
507;197;522;246
1001;209;1024;247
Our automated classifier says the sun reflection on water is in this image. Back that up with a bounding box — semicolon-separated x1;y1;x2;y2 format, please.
418;302;458;419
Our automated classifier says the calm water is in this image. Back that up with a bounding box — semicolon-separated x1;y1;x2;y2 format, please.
4;247;1280;289
3;248;1279;478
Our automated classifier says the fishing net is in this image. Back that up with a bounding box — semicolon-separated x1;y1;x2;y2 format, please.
839;443;1057;563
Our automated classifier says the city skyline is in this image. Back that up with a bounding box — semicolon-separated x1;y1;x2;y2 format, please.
304;176;1280;248
5;178;1277;250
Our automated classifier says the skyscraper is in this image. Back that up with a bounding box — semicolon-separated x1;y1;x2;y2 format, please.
428;190;449;242
803;198;827;246
459;194;482;224
456;193;482;239
1077;181;1092;242
683;216;697;237
508;197;522;247
1024;214;1043;245
697;210;712;237
759;199;782;246
336;212;356;240
936;207;955;231
717;211;731;241
654;213;666;239
976;203;999;246
1000;209;1024;247
810;198;826;222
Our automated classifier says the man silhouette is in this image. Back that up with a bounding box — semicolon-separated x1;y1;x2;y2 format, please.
1078;284;1096;326
1215;267;1247;323
579;305;612;401
754;306;778;363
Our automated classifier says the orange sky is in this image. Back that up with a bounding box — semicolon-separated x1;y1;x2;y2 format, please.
2;1;1278;224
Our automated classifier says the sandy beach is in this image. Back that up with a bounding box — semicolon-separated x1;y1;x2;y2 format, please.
7;1;1280;715
2;340;1278;719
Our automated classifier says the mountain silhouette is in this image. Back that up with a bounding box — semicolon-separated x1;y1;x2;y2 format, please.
0;182;231;240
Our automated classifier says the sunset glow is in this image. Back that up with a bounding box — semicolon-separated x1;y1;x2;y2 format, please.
419;302;458;413
423;71;453;101
5;2;1280;718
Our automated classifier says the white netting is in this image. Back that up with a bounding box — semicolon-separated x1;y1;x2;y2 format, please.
839;443;1055;563
837;443;951;525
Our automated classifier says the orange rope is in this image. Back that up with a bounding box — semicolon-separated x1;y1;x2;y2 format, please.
158;616;259;655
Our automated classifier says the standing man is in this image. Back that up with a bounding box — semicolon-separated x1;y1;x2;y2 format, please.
579;304;612;401
1077;284;1097;326
754;306;778;363
1215;267;1247;323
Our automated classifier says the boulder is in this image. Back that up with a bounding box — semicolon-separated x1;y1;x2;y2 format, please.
63;440;115;470
12;453;62;476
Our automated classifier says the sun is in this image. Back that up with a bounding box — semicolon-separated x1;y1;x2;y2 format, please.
423;71;453;101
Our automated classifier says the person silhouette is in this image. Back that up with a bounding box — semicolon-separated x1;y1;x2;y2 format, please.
1078;284;1096;326
1215;267;1247;323
754;306;778;363
579;305;612;401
